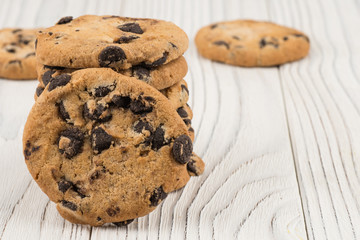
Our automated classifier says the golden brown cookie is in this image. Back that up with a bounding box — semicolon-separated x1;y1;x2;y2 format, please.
34;56;187;98
195;20;310;67
23;68;203;226
36;15;188;70
0;28;41;79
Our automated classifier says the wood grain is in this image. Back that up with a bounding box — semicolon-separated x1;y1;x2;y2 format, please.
1;0;358;239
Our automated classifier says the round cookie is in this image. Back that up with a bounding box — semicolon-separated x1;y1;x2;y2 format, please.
195;20;310;67
160;79;189;109
35;56;188;98
36;15;188;70
23;68;199;226
0;28;41;79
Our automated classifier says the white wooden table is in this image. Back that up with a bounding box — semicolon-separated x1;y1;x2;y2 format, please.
1;0;359;239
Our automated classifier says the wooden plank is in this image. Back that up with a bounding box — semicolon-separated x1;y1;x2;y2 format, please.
269;0;360;239
0;0;306;239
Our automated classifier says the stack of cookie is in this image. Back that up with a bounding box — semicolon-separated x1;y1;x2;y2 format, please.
24;15;204;226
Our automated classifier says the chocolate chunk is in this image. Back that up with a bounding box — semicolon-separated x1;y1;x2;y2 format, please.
114;35;139;44
183;119;191;126
151;127;166;150
48;32;53;36
36;86;44;97
24;148;31;159
112;95;131;108
112;219;134;227
210;24;218;29
130;99;153;115
188;127;194;133
71;184;86;198
232;36;241;40
145;52;169;67
149;186;167;206
181;84;189;95
57;101;70;122
58;180;73;193
61;200;77;211
6;48;16;53
97;217;102;221
173;135;192;164
283;36;288;41
293;34;310;42
134;120;153;133
20;39;30;45
48;74;71;91
99;46;127;67
12;29;22;34
118;22;143;34
34;39;37;49
58;128;84;159
259;38;267;48
144;96;155;103
42;70;55;86
57;16;73;25
132;66;150;82
187;155;200;176
106;207;120;217
213;41;229;49
9;60;21;65
44;65;65;71
259;38;279;48
83;102;112;122
170;42;177;48
25;52;35;58
24;142;32;160
94;84;115;97
91;127;114;154
32;146;40;152
103;15;119;20
177;107;188;118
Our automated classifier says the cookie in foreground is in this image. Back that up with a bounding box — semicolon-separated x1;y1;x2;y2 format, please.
195;20;310;67
23;68;204;226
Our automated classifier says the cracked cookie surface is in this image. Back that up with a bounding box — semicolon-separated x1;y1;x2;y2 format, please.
195;20;310;67
36;15;188;70
0;28;41;79
23;68;203;226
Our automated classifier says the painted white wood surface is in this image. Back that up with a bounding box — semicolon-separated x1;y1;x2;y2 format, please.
0;0;359;239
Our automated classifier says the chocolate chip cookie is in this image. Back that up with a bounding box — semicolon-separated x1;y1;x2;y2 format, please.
35;56;187;99
36;15;188;70
195;20;310;67
0;28;41;79
23;68;202;226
